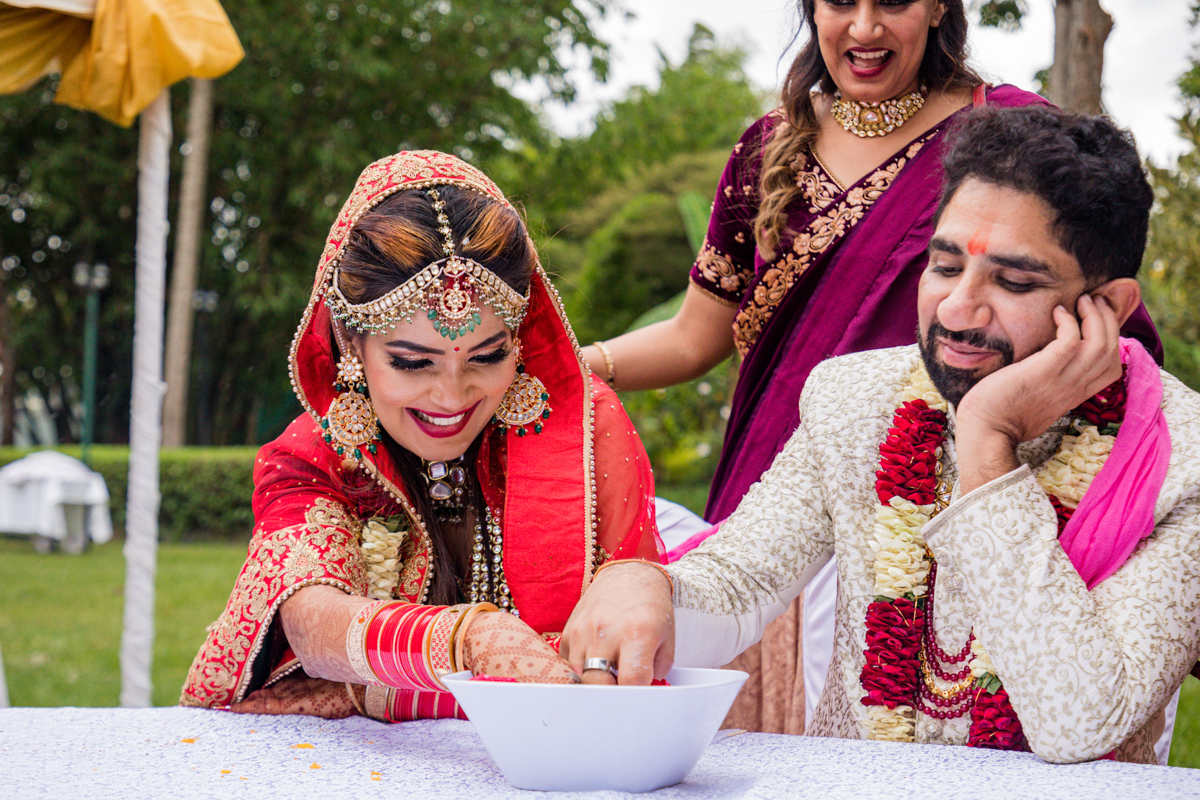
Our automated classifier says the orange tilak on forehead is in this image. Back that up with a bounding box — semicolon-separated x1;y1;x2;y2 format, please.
967;231;989;256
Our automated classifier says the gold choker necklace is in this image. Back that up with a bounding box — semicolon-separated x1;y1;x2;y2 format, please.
831;88;925;138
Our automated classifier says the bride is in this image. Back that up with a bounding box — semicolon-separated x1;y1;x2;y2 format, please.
181;150;664;721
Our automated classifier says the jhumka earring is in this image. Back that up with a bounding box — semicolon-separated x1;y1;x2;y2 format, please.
493;341;551;437
320;333;381;461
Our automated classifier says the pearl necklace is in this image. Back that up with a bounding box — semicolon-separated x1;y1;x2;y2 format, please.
469;506;517;616
831;87;925;138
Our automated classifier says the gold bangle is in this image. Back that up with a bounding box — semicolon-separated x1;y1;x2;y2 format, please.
423;603;471;690
593;340;616;387
453;602;500;674
345;599;391;686
344;682;367;717
364;685;392;721
591;558;674;597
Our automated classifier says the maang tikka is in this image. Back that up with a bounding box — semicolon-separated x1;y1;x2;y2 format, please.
320;328;381;462
324;187;529;338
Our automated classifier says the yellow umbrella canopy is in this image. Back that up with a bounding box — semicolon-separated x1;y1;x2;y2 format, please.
0;0;243;126
0;0;243;707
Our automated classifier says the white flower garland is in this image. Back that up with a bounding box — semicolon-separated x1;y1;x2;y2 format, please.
1035;424;1115;508
361;517;406;601
861;366;948;741
861;366;1118;742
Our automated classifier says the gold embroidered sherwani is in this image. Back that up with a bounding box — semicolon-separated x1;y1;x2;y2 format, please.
670;345;1200;763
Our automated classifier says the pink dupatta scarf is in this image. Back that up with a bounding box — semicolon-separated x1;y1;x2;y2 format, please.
1059;338;1172;590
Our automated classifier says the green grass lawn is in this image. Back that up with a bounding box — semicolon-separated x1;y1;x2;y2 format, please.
0;537;246;708
1;535;1196;768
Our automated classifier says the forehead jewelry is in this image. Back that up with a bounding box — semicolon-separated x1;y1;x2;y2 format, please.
326;188;528;339
831;86;925;138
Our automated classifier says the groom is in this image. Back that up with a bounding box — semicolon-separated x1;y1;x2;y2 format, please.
560;106;1200;764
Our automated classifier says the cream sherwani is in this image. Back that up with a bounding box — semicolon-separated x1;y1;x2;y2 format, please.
670;345;1200;763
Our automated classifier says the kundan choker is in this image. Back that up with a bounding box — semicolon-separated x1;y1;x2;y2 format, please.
831;87;925;138
421;456;469;522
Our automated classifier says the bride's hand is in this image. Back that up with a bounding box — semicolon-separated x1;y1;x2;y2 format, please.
461;611;580;684
229;676;360;719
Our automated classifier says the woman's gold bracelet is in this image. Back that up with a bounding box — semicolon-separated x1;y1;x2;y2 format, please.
593;340;616;387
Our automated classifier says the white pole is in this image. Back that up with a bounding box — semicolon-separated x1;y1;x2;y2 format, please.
120;88;171;708
0;639;10;707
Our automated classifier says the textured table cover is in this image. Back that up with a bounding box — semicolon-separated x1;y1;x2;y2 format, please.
2;707;1197;799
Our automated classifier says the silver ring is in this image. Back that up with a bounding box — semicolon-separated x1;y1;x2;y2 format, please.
582;657;617;677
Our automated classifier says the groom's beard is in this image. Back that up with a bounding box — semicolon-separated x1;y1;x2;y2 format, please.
917;322;1015;407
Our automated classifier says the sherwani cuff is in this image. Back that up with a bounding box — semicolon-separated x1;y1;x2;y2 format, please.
923;464;1066;598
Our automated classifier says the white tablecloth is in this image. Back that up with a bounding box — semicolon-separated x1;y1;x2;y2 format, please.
2;707;1197;799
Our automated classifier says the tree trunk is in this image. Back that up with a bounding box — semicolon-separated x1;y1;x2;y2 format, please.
162;78;214;447
1049;0;1112;114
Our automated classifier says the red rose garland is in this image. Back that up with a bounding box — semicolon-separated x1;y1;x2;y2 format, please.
859;366;1128;749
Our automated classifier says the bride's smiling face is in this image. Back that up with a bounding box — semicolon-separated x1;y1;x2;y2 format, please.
354;306;517;462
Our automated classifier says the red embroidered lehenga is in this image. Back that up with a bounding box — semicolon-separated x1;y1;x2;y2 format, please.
181;151;662;719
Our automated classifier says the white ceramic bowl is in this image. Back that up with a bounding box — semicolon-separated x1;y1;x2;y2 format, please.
442;667;747;793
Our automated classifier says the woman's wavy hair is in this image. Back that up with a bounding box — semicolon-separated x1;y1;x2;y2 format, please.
755;0;983;258
335;186;536;605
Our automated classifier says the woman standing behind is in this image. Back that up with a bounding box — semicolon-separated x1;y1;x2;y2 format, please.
182;151;662;721
582;0;1157;733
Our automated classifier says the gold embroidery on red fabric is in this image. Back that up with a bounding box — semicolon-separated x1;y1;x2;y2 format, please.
733;135;933;356
694;238;754;297
179;500;371;708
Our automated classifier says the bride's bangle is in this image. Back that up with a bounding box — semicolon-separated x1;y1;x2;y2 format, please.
592;558;673;597
592;340;616;387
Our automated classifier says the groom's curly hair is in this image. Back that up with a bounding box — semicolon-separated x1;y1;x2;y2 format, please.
937;106;1152;284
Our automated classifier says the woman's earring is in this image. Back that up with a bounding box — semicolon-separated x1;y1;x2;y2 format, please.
493;344;551;436
321;352;381;460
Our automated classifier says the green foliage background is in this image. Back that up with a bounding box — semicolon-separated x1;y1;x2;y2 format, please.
0;446;257;541
1140;2;1200;393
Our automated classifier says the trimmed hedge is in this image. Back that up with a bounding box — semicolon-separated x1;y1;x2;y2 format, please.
0;445;258;542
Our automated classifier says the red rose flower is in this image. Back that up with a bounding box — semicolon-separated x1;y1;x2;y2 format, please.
967;686;1029;751
1074;366;1128;428
860;598;925;709
1047;494;1073;532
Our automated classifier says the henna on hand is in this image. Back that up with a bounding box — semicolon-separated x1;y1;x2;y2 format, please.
229;675;361;719
462;611;579;684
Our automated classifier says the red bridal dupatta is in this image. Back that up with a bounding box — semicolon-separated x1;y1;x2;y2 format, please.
182;152;660;711
698;85;1162;523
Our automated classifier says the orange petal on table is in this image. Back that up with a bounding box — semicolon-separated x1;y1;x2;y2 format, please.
180;738;196;743
220;770;231;775
291;743;315;749
310;762;321;769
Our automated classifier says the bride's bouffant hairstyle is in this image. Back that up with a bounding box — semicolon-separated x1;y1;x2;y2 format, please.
754;0;982;258
334;186;536;606
337;186;535;305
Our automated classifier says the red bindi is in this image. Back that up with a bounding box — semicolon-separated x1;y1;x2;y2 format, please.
454;346;460;352
967;232;987;256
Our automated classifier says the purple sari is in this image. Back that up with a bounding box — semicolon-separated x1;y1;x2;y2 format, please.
692;85;1162;522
